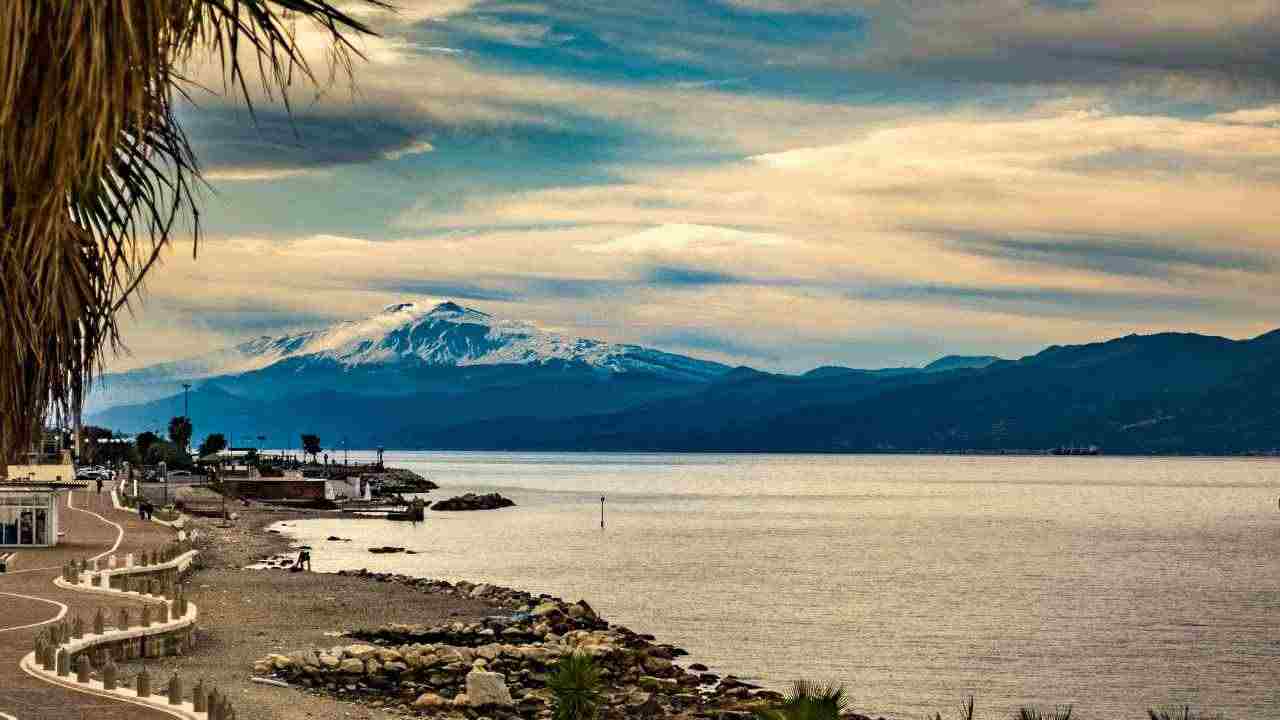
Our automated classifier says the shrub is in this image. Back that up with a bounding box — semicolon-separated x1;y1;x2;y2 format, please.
929;696;976;720
1016;707;1073;720
754;680;850;720
1149;707;1217;720
548;652;604;720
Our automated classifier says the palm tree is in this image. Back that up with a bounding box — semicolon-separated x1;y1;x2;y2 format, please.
0;1;385;477
547;652;605;720
754;681;851;720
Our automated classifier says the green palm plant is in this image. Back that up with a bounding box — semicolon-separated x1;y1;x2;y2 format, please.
1015;707;1072;720
547;651;605;720
754;680;851;720
1149;706;1213;720
929;696;977;720
0;0;386;475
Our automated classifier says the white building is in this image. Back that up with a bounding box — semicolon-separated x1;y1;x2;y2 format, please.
1;464;81;547
325;474;372;502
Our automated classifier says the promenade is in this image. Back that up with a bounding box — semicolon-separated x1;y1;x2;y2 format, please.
0;484;176;720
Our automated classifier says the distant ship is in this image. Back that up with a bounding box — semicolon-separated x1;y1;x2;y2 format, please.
1050;445;1102;456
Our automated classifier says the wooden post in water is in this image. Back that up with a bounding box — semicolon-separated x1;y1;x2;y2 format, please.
600;495;606;529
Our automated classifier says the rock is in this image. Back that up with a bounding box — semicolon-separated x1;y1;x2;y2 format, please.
625;691;661;717
688;663;708;672
431;492;517;512
317;653;341;669
466;669;514;707
368;546;406;554
531;602;561;618
476;643;503;661
413;692;448;709
338;658;365;674
343;644;380;660
642;655;673;674
638;676;678;691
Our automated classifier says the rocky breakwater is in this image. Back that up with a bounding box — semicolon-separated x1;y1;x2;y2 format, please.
431;493;516;512
377;468;440;495
252;582;794;720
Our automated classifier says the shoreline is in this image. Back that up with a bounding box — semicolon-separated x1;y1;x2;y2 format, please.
141;502;863;720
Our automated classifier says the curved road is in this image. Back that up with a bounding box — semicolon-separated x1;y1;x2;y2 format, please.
0;484;178;720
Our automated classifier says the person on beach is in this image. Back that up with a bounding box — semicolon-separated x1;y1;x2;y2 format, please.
96;477;103;494
292;548;312;572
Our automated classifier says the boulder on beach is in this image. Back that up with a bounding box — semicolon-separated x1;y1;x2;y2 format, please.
367;546;407;554
466;667;514;707
430;492;516;512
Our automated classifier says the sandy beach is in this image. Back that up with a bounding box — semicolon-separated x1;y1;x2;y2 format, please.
112;506;498;720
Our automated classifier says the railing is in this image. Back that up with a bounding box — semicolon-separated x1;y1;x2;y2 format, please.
23;546;243;719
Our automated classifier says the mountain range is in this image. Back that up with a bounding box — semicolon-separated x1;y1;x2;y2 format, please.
86;301;1280;454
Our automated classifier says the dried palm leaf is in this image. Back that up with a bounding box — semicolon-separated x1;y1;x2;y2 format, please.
0;0;387;473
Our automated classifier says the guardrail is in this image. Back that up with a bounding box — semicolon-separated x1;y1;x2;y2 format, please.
19;500;241;719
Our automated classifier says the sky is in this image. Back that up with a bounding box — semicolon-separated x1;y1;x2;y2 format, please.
116;0;1280;374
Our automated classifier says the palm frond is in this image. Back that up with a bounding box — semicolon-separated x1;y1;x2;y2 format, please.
0;0;386;467
1016;706;1072;720
547;651;604;720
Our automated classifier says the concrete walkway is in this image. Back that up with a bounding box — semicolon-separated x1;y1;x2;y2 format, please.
0;484;178;720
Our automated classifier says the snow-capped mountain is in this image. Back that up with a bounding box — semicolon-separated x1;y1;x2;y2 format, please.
223;300;727;377
87;301;729;414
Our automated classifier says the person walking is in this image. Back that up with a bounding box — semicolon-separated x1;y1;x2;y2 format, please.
96;477;103;494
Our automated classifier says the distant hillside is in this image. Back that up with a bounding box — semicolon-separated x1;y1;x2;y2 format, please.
379;330;1280;454
923;355;1002;372
87;304;1280;454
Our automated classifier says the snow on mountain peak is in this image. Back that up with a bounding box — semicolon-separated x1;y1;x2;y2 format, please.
87;301;730;414
193;301;728;381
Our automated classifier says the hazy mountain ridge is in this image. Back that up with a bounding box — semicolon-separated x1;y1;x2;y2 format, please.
87;301;733;414
86;303;1280;454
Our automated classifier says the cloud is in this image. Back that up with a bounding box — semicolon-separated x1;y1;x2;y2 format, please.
644;266;746;287
113;1;1280;374
383;140;436;161
1209;105;1280;126
581;224;788;256
925;229;1277;280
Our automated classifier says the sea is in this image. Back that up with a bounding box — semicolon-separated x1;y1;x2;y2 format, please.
273;452;1280;719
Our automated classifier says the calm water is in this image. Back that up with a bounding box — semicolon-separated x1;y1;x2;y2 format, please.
276;453;1280;718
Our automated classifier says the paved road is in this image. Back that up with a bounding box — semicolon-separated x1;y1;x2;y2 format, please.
0;485;178;720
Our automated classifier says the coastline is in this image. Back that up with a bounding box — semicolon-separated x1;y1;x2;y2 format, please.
125;503;849;720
